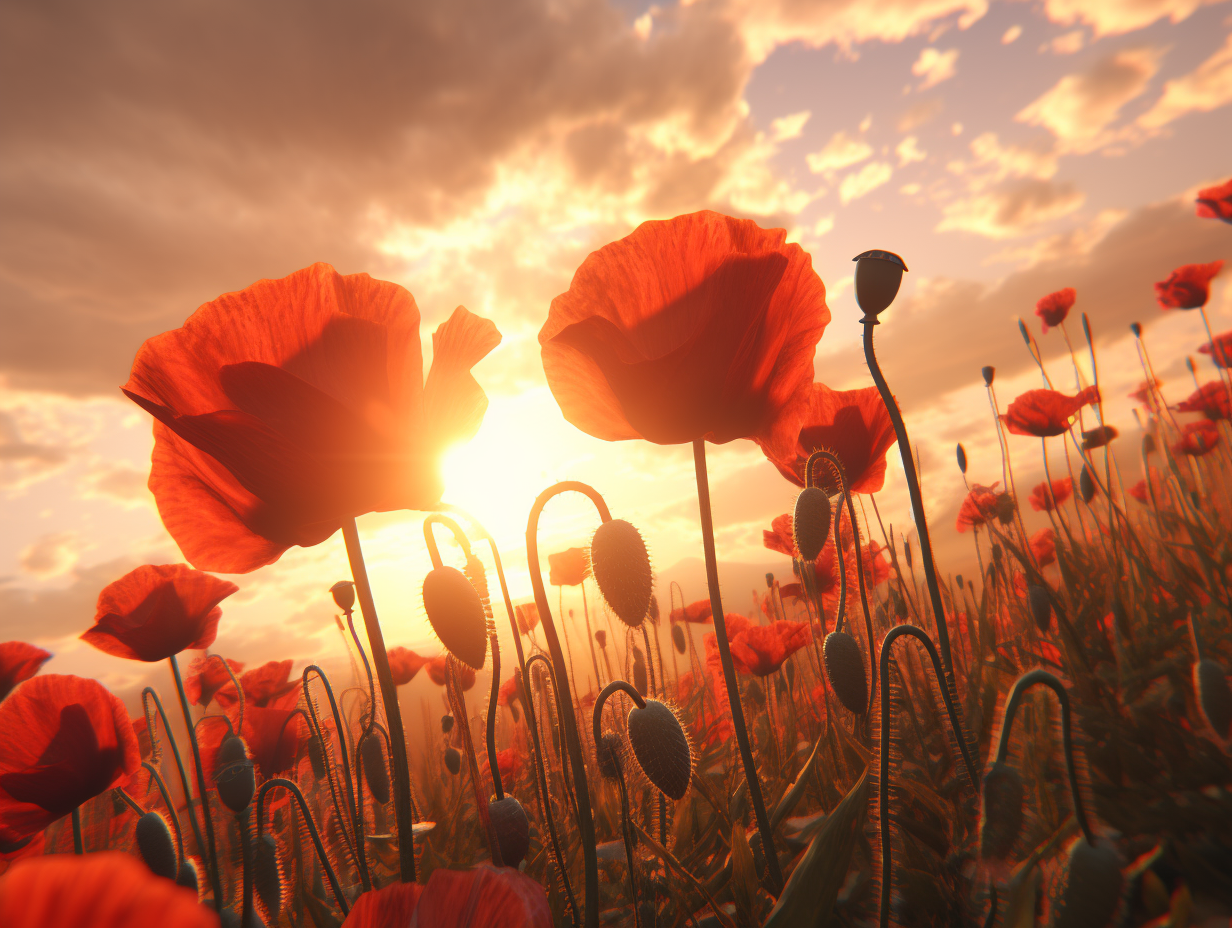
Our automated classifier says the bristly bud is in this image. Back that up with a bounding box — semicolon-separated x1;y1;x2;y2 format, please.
824;631;867;714
254;833;283;920
626;700;692;800
671;624;686;654
215;733;255;813
176;857;200;897
1029;585;1052;633
135;811;177;880
422;566;488;670
360;734;390;805
595;629;607;649
1131;321;1142;337
596;731;623;780
1195;659;1232;739
329;581;355;613
441;714;454;734
1080;465;1096;503
979;763;1024;860
590;519;653;628
488;797;530;867
793;487;832;562
307;732;326;780
443;747;461;775
1046;837;1124;928
1142;433;1156;455
956;443;968;474
632;647;648;696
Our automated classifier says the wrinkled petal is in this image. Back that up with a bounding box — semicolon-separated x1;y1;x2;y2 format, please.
1174;420;1221;456
415;866;552;928
957;483;1002;532
388;647;430;686
1000;387;1100;437
762;513;796;557
1035;287;1075;332
1196;177;1232;223
547;548;590;587
423;306;502;450
1198;330;1232;368
184;656;245;707
1028;478;1073;512
0;643;51;703
1177;382;1231;421
1155;261;1224;310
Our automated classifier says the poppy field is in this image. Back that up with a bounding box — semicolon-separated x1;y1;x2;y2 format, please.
1;184;1232;928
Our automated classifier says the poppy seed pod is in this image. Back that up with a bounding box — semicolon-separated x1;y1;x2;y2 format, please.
956;443;968;474
596;731;624;780
982;365;996;386
422;566;488;670
852;249;908;317
360;734;390;805
176;857;200;896
955;573;964;590
595;629;607;649
1046;838;1124;928
443;747;461;775
1195;659;1232;739
672;623;687;654
979;763;1024;860
135;811;177;881
488;796;531;867
793;487;832;562
1028;584;1052;633
307;733;326;780
329;581;355;613
590;519;653;627
824;631;868;714
626;699;692;800
441;714;454;734
215;733;255;813
254;833;282;920
1080;466;1096;503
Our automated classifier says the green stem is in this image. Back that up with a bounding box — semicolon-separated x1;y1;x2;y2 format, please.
142;687;207;886
256;779;350;916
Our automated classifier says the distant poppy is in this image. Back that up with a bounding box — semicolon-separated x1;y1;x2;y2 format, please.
1199;331;1232;368
1174;420;1221;456
1081;425;1119;450
547;548;590;587
729;621;810;677
762;513;797;558
760;382;897;493
1128;378;1163;407
496;748;523;782
0;675;140;844
540;211;830;458
1154;261;1224;310
1196;178;1232;223
426;655;475;691
1001;386;1100;437
388;647;430;686
778;582;804;602
957;483;1003;532
1177;382;1231;421
344;864;551;928
184;655;244;707
1029;528;1057;568
216;659;300;711
123;263;502;574
81;564;238;663
497;673;524;708
1035;287;1076;333
1127;480;1149;504
1028;477;1073;512
0;852;216;928
0;643;51;703
241;706;304;780
514;602;540;636
860;540;894;587
670;600;714;624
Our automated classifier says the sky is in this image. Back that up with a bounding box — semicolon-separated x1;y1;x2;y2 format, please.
1;0;1230;712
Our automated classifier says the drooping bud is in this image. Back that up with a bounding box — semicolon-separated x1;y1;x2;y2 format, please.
793;487;832;562
824;631;868;715
1130;322;1142;337
982;365;996;386
955;573;964;590
632;647;648;697
1195;659;1232;739
852;249;907;317
360;734;390;805
1080;465;1096;503
488;797;531;867
979;763;1024;860
444;747;461;775
626;700;692;800
595;629;607;649
135;811;177;880
176;857;200;897
1046;838;1124;928
672;624;687;654
253;833;283;920
995;492;1017;524
441;714;454;734
590;520;653;627
1028;585;1052;633
215;733;255;813
991;544;1004;566
956;443;968;474
596;731;623;780
329;581;355;613
422;566;488;670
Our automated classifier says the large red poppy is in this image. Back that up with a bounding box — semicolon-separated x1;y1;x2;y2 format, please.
1199;331;1232;368
1174;420;1221;456
729;621;811;677
1177;382;1231;421
1035;287;1075;333
540;211;830;458
122;263;502;574
388;647;430;686
547;548;590;587
216;659;300;711
0;675;140;844
1028;477;1072;512
0;643;51;703
0;852;217;928
1000;386;1100;437
80;564;238;663
497;674;524;707
426;655;475;691
760;382;897;493
1154;261;1223;310
344;865;551;927
956;483;1003;532
184;655;244;707
241;706;304;780
1196;178;1232;223
670;599;714;624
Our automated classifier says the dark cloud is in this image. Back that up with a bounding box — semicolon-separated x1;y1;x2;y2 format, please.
0;556;135;640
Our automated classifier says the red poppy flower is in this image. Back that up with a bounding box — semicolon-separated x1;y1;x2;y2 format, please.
1129;378;1163;408
496;748;523;782
540;211;830;458
763;513;796;557
0;675;140;843
1081;425;1119;450
778;582;804;602
216;659;300;711
242;706;304;780
1028;478;1073;512
1154;261;1224;310
0;643;51;703
1029;528;1057;568
184;655;244;707
514;602;540;635
1000;386;1100;437
547;548;590;587
760;382;897;493
0;852;217;928
122;263;502;574
729;621;809;677
1174;420;1221;456
387;647;430;686
1199;331;1232;368
1127;480;1149;504
426;655;475;691
860;540;894;587
344;865;550;928
670;599;714;624
1035;287;1076;333
1196;177;1232;223
345;881;424;928
80;564;238;663
957;483;1002;532
497;674;524;708
1177;382;1231;421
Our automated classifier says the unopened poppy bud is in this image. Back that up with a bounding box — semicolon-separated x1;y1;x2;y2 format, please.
135;810;177;880
1186;355;1196;373
903;540;912;569
591;519;653;628
360;734;390;805
254;832;283;920
1195;659;1232;739
983;365;996;386
1047;837;1124;928
307;733;326;780
955;573;964;590
177;857;200;897
991;544;1003;565
632;647;648;696
444;747;461;775
979;762;1024;860
596;731;623;780
1082;426;1119;451
627;699;692;800
595;629;607;649
995;492;1017;524
793;487;832;562
422;566;488;670
1080;465;1096;503
1131;322;1142;337
441;714;454;734
1081;313;1092;343
215;733;255;813
956;443;968;474
1029;585;1052;633
1142;433;1157;455
671;624;686;654
852;250;908;317
329;581;355;613
824;631;867;714
765;572;775;588
488;796;530;867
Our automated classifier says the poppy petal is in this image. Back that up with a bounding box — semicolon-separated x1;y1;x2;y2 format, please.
0;643;51;703
423;306;503;450
343;881;424;927
414;865;552;928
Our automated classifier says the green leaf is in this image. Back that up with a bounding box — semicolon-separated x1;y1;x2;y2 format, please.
762;767;869;928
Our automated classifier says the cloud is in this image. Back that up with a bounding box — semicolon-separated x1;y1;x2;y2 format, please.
0;557;135;640
1138;31;1232;129
770;110;811;141
912;47;960;89
937;178;1085;238
1002;25;1023;44
1043;30;1086;55
19;532;80;578
1038;0;1218;38
0;409;71;488
897;97;945;132
806;130;872;174
81;463;151;507
896;135;927;166
966;132;1059;181
840;161;894;202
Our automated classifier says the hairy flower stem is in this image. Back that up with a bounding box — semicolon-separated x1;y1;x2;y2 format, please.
446;657;504;866
256;779;350;916
342;612;377;889
341;517;416;883
303;666;362;872
594;680;648;922
238;808;255;928
142;687;209;891
141;761;185;863
487;631;504;800
691;439;784;893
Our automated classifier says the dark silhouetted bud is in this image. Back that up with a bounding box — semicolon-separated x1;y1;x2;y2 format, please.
1142;433;1157;455
627;700;692;800
215;733;254;813
825;631;867;714
329;581;355;613
955;573;964;590
671;624;686;654
1130;322;1142;337
1082;426;1119;451
793;487;832;562
595;629;607;648
632;648;648;696
647;594;660;625
422;566;488;670
444;747;461;775
979;763;1024;860
441;714;454;734
1080;465;1096;503
903;540;912;569
489;796;531;868
591;519;653;627
360;734;390;805
1029;585;1052;633
991;544;1003;566
956;443;968;474
135;811;177;880
982;365;996;386
254;833;282;920
765;572;775;588
1195;659;1232;739
995;492;1017;524
176;857;200;897
596;731;623;780
1047;838;1124;928
852;250;907;317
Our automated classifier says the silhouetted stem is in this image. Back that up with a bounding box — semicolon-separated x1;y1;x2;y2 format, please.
211;654;245;733
342;611;375;890
142;686;208;888
142;761;184;863
488;631;504;800
238;808;254;928
446;657;503;866
256;778;350;916
302;666;361;872
593;680;646;923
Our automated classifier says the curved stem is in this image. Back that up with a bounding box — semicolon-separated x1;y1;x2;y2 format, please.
446;657;504;866
142;761;185;864
692;440;784;894
142;687;208;888
212;654;245;734
256;779;351;916
592;681;646;926
303;665;361;872
239;808;254;928
487;631;504;801
592;680;648;746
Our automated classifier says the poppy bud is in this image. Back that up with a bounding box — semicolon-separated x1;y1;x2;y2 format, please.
956;443;968;474
632;648;648;697
596;731;623;780
1194;659;1232;739
979;762;1024;860
647;594;660;625
995;492;1017;524
444;747;461;775
983;364;996;386
360;734;390;805
1046;838;1124;928
177;857;200;897
903;540;912;569
422;566;488;671
307;733;326;780
488;796;531;867
135;811;177;881
1142;433;1156;455
1080;466;1096;503
1082;426;1119;451
1131;322;1142;337
991;544;1003;565
765;572;775;588
441;714;454;734
824;631;868;715
595;629;607;649
215;733;255;813
955;573;964;590
254;833;283;920
1081;313;1092;344
671;624;686;654
793;487;832;562
1028;585;1052;633
852;249;908;317
627;699;691;800
590;519;653;628
329;581;355;613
